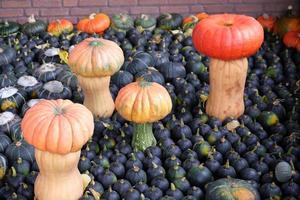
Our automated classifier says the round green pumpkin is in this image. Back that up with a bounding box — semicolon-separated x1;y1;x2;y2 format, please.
0;153;8;180
275;161;293;183
259;111;279;127
22;15;47;36
134;14;157;32
205;178;260;200
111;13;134;32
157;13;183;30
0;44;16;66
0;21;20;37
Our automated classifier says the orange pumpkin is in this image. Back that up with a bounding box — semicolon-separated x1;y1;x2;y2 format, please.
68;38;124;117
195;12;209;20
274;6;300;37
77;13;110;34
21;99;94;200
115;80;172;151
182;12;208;31
283;31;300;51
192;14;264;121
47;19;73;36
257;14;277;31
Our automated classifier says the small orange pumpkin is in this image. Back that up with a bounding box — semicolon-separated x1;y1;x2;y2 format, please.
77;13;110;34
182;12;209;30
283;31;300;51
274;6;300;37
47;19;73;36
257;14;277;31
195;12;209;20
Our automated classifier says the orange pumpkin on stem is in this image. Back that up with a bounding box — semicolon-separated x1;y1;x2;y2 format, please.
77;13;110;34
47;19;73;36
283;31;300;51
193;14;264;121
21;99;94;200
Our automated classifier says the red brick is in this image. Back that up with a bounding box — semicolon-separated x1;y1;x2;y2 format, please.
32;0;61;7
235;4;263;12
78;0;107;6
109;0;137;6
138;0;168;5
70;8;99;15
264;3;297;12
101;7;130;14
0;9;24;17
25;8;40;16
63;0;78;7
160;5;189;13
17;17;31;24
170;0;197;4
190;5;205;13
48;16;78;23
197;0;226;3
130;6;159;14
41;8;70;16
2;0;31;8
204;4;235;13
228;0;243;2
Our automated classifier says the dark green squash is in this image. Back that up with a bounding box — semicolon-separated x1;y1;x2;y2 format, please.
259;111;279;127
0;86;27;112
157;13;183;30
0;133;12;153
275;161;293;183
135;67;165;85
21;99;43;117
111;70;134;88
0;44;16;66
0;111;21;133
156;62;186;81
0;153;8;180
56;69;78;90
37;80;72;100
17;75;43;98
0;73;17;88
22;14;47;36
8;121;23;142
125;51;154;75
5;140;35;163
186;164;213;187
12;157;30;176
33;63;64;82
134;14;157;32
0;21;20;37
205;178;260;200
111;14;134;32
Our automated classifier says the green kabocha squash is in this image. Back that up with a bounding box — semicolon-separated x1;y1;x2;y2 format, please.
0;21;20;37
0;86;27;112
0;73;17;88
0;153;8;180
21;99;43;117
33;62;64;82
37;80;72;100
205;178;260;200
0;133;12;153
187;164;213;187
134;14;157;32
0;111;21;133
0;44;16;66
111;13;134;32
56;69;78;90
5;140;35;163
8;121;23;142
259;111;279;127
158;13;183;30
17;75;43;99
22;14;47;36
275;161;293;183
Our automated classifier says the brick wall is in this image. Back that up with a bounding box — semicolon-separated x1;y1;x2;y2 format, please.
0;0;299;24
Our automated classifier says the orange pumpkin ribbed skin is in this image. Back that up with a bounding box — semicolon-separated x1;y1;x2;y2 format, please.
192;14;264;60
115;81;172;124
257;14;276;31
283;31;300;51
21;99;94;155
68;37;124;77
195;12;209;20
47;19;73;36
77;13;110;34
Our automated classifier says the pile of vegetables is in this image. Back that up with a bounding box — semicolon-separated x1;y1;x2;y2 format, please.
0;5;299;200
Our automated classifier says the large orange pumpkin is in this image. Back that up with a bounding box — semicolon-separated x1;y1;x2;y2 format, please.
192;14;264;121
257;14;276;31
115;80;172;151
283;31;300;51
21;99;94;200
68;38;124;117
77;13;110;34
47;19;73;36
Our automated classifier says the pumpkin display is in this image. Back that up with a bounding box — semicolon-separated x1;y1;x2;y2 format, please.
77;13;110;34
22;15;47;36
0;86;27;112
17;75;43;98
192;14;264;121
257;14;277;31
134;14;157;32
158;13;183;30
283;31;300;51
115;80;172;151
0;21;20;37
21;99;94;200
68;37;124;117
205;178;260;200
0;44;16;66
274;6;300;37
47;19;73;37
111;14;134;32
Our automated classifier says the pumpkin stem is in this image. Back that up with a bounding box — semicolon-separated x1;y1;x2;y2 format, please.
165;13;172;20
132;123;156;152
262;13;269;19
28;14;36;23
89;13;97;19
0;48;3;53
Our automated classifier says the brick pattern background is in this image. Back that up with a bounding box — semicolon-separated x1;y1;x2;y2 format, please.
0;0;299;24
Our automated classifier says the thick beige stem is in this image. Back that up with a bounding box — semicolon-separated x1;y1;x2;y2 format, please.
34;150;83;200
206;58;248;121
77;76;115;118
